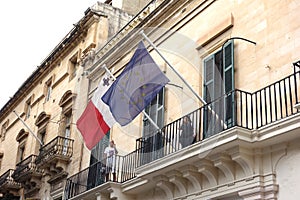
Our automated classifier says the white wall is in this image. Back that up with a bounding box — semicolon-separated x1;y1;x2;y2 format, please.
276;148;300;200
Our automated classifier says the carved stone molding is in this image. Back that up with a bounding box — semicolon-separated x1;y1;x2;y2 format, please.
80;48;96;68
195;159;218;187
180;165;202;191
166;170;187;196
210;153;235;182
227;146;254;177
238;174;278;200
153;175;174;199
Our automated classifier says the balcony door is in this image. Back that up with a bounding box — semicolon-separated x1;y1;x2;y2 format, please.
88;132;110;188
90;132;110;164
62;112;71;155
143;88;165;136
203;41;234;138
141;88;165;164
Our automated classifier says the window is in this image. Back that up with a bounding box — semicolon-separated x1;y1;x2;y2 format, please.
69;55;78;81
59;91;76;155
140;88;165;163
25;98;31;119
90;132;110;164
38;130;46;148
1;120;8;141
35;112;50;152
203;41;234;138
64;112;71;138
143;88;165;136
0;153;3;170
16;129;28;163
88;132;110;187
104;0;112;5
45;79;52;102
18;146;25;162
62;111;72;155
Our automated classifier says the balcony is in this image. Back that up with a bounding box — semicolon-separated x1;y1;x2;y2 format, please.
35;136;74;191
12;155;43;197
36;136;74;168
65;154;131;199
136;70;300;166
0;169;21;197
65;70;299;199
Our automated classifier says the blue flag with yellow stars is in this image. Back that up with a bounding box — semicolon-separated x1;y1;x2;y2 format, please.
101;41;170;126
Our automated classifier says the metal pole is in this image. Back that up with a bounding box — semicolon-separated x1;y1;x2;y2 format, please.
140;30;207;105
13;110;43;146
102;65;161;131
140;31;227;129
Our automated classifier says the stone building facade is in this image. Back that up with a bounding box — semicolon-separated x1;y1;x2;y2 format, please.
0;2;134;199
67;0;300;200
0;0;300;200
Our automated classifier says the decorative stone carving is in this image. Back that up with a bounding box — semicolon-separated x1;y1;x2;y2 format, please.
180;165;202;191
195;159;218;187
166;170;187;196
210;153;235;182
153;175;174;199
228;146;254;177
238;174;278;200
80;48;96;68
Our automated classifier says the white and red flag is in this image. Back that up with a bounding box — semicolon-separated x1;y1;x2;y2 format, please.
76;73;116;150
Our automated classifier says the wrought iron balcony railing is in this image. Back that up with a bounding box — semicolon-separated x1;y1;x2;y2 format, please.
0;169;21;191
65;70;299;199
35;136;74;165
12;155;43;182
65;154;124;199
136;71;300;166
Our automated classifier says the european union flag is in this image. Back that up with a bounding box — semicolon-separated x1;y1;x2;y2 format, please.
102;41;170;126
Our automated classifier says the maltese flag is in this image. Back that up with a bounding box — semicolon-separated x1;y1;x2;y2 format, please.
76;73;116;150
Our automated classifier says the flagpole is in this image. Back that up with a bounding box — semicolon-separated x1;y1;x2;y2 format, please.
102;65;161;131
140;31;206;105
140;31;227;129
13;110;43;146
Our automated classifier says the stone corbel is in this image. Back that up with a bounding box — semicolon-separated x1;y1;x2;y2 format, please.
210;153;235;182
107;185;135;200
270;143;288;173
166;170;187;196
95;192;110;200
180;165;202;191
80;48;96;68
154;175;174;199
228;146;254;177
50;164;60;174
195;159;218;187
56;159;68;172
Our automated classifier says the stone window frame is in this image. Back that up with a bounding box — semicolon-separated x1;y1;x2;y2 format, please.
24;95;34;120
15;129;29;163
1;120;9;141
59;90;76;138
68;52;79;81
35;112;51;152
44;77;53;102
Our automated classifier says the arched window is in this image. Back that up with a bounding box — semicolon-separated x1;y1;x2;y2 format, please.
35;112;50;152
1;120;9;141
59;91;76;139
16;129;29;163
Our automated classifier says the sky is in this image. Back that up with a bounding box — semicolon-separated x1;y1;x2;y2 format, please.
0;0;103;109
